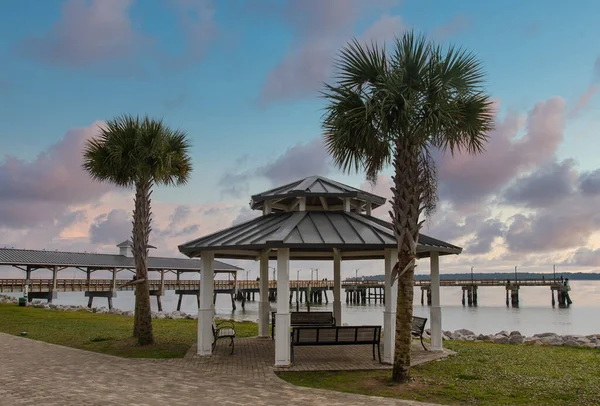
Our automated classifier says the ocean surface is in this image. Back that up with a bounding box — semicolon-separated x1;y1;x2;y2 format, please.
5;280;600;336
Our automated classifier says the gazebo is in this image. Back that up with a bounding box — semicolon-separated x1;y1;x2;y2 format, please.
179;175;461;367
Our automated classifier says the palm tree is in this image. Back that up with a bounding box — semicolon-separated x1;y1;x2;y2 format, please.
322;31;493;382
83;115;192;345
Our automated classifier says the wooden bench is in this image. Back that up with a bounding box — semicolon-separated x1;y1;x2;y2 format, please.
212;320;236;355
271;311;336;339
290;325;382;363
412;316;428;350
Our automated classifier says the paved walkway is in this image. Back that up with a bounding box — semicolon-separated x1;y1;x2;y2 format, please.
0;333;444;406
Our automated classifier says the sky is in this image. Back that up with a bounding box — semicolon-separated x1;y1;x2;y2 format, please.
1;0;600;279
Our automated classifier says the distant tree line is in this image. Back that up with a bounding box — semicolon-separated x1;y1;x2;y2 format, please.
350;272;600;281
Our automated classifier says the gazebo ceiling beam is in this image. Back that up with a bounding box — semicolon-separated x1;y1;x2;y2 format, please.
319;196;328;210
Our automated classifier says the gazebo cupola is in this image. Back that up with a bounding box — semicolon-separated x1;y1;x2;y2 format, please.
249;175;386;215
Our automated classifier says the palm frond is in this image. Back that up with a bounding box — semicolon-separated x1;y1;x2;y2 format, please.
82;115;193;189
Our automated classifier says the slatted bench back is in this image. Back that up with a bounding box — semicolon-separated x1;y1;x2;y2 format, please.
412;316;427;334
291;325;381;345
291;311;335;326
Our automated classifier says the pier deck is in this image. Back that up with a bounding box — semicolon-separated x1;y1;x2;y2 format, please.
0;276;572;309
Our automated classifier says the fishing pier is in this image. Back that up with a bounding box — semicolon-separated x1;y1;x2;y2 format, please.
0;276;573;309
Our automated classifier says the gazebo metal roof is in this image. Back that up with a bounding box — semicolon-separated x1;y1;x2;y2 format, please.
250;175;386;212
0;247;242;273
179;211;461;260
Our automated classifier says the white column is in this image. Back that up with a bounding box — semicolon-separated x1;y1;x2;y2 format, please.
343;198;351;212
51;266;58;290
383;248;398;364
197;252;215;356
298;197;306;211
275;248;291;366
258;251;270;337
263;201;272;215
333;249;342;326
430;251;442;351
366;201;372;216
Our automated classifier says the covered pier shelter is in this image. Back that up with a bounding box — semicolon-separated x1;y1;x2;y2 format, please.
179;175;462;367
0;241;242;309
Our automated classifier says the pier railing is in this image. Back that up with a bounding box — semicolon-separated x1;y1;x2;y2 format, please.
0;277;562;293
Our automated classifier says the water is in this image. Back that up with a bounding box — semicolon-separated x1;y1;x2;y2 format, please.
5;281;600;336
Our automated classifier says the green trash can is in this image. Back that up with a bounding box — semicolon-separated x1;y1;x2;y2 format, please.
18;297;27;307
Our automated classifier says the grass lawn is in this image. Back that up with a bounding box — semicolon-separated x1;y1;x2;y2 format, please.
279;340;600;406
0;303;257;358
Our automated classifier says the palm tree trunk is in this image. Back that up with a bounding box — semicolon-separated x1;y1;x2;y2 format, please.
391;140;421;383
132;179;154;345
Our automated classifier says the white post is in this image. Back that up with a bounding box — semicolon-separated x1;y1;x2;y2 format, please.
275;248;291;366
259;251;270;337
51;266;58;291
298;197;306;211
343;198;351;212
430;251;442;351
365;201;372;216
333;249;342;326
263;201;272;215
24;267;31;299
197;252;215;356
383;248;398;364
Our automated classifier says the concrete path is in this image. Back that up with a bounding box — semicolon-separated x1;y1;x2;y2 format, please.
0;333;442;406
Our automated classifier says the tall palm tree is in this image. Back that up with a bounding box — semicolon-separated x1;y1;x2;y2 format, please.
83;115;192;345
322;31;493;382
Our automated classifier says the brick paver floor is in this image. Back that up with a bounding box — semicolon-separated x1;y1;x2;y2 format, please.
187;337;451;376
0;333;445;406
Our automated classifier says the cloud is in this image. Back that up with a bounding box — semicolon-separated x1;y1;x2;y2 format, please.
569;56;600;117
20;0;148;68
259;0;401;103
258;138;332;184
0;122;115;229
430;14;470;40
435;97;566;212
165;0;218;67
567;248;600;267
219;138;333;197
579;169;600;196
504;196;600;253
358;14;405;44
502;159;578;208
89;209;131;244
464;218;505;255
232;206;261;226
570;84;598;117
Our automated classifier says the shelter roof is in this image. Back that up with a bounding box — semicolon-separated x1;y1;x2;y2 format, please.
0;247;241;272
179;211;461;261
249;175;386;212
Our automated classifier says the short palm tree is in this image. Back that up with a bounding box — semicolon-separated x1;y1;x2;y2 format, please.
83;115;192;345
322;31;493;382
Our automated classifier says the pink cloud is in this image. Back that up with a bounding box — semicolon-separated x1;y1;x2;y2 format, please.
430;14;470;40
359;14;405;44
0;122;116;228
570;84;598;117
21;0;148;67
435;97;566;211
259;1;401;104
165;0;218;66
